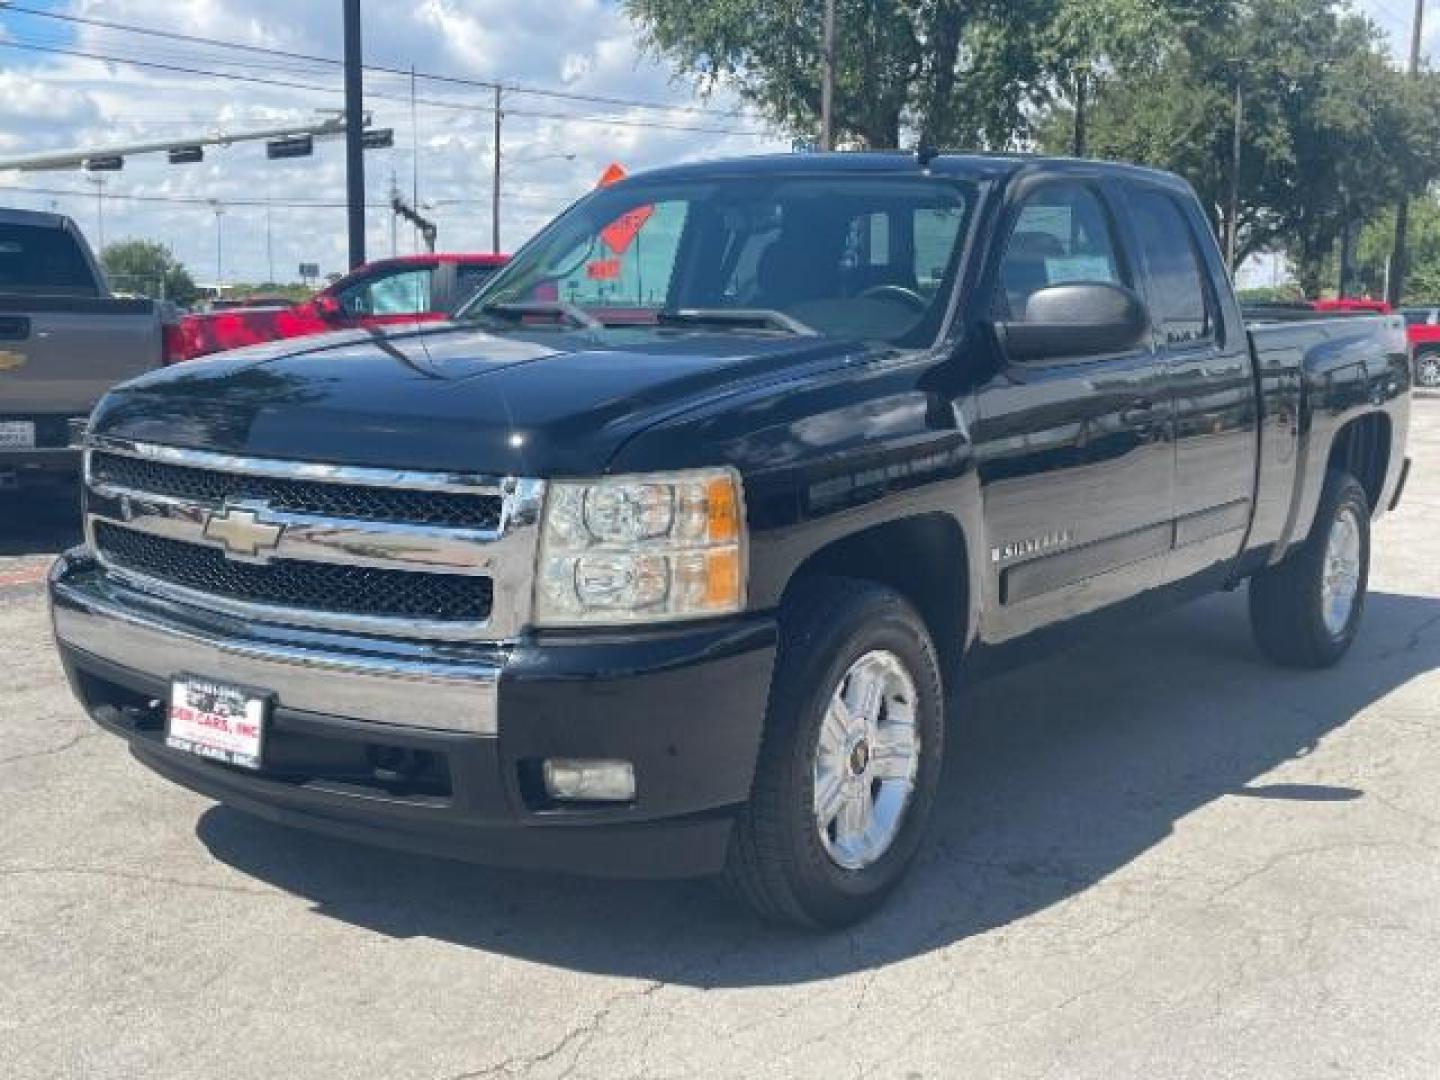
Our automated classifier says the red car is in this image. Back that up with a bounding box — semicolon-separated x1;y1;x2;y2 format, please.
1400;306;1440;387
1304;299;1440;388
167;253;509;363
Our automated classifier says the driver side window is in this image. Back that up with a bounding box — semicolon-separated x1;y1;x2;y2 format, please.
337;268;432;317
996;184;1124;321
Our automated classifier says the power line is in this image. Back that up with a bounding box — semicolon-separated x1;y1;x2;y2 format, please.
0;39;769;137
0;183;571;210
0;2;747;118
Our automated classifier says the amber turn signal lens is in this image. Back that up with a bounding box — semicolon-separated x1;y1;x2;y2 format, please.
707;476;740;543
704;548;742;608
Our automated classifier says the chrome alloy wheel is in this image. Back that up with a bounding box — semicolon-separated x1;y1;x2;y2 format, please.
1418;353;1440;388
813;650;922;871
1321;504;1364;638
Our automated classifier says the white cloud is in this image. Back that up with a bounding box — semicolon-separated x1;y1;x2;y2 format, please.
0;0;784;285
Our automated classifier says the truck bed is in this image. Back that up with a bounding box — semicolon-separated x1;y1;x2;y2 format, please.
0;294;162;486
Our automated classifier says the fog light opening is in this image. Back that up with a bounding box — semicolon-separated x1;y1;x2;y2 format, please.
367;745;434;784
542;758;636;803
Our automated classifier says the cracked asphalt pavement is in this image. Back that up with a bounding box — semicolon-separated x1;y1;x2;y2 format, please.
4;409;1440;1080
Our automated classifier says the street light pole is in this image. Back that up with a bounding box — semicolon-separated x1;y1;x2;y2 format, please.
491;86;503;254
209;201;225;289
820;0;836;150
343;0;366;269
1388;0;1425;307
86;175;106;251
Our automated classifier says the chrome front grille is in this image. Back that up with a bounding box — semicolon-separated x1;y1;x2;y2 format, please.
94;522;495;622
89;451;503;530
84;438;544;641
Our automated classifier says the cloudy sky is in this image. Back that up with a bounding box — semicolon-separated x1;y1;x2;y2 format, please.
0;1;1427;287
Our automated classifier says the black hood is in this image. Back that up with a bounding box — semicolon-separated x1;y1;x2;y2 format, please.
91;323;857;475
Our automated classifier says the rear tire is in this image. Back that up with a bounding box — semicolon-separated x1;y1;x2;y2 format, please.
722;578;945;929
1249;470;1371;668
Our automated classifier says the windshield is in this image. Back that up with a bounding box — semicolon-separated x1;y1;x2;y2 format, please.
464;173;976;346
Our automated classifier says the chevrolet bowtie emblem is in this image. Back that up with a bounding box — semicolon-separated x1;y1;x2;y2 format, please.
203;506;284;560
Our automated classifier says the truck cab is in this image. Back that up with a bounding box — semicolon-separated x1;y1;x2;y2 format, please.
49;154;1410;928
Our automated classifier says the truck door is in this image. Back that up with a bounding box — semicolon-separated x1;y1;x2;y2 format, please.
1122;183;1258;582
974;177;1175;643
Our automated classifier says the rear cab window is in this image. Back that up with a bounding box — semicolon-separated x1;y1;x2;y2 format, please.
1127;187;1219;348
451;263;504;313
0;223;100;297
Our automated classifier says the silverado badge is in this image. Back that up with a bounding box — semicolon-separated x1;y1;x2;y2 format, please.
991;529;1075;564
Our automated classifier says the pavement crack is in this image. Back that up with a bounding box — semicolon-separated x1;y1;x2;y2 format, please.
1374;611;1440;661
439;979;666;1080
0;728;99;767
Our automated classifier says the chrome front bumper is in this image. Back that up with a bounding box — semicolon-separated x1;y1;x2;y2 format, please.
49;553;502;736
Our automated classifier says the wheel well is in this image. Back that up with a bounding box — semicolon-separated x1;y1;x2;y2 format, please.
782;514;969;677
1327;412;1391;511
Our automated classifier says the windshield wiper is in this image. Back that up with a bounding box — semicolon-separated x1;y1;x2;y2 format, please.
658;308;818;337
479;301;604;330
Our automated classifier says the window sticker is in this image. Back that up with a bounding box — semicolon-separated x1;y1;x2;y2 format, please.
1044;256;1117;285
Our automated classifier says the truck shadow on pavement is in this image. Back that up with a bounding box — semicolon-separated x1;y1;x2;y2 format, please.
195;588;1440;986
0;486;83;557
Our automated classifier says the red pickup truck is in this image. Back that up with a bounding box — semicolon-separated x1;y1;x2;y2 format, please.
167;253;508;363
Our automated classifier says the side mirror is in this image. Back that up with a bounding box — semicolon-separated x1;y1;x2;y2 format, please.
312;294;343;321
995;282;1151;362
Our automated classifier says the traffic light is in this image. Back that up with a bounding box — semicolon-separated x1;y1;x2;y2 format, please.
84;156;124;172
266;135;314;160
168;146;204;164
361;128;395;150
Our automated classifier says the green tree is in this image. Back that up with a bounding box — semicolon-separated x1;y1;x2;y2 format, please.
623;0;1054;149
99;239;199;305
1054;0;1440;294
1353;197;1440;303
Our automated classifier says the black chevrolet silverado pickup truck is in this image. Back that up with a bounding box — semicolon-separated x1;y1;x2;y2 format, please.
49;154;1411;928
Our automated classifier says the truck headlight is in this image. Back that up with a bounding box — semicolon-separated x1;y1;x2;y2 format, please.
534;468;746;626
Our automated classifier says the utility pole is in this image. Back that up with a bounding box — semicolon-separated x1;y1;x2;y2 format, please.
265;199;275;284
343;0;366;269
86;175;105;251
820;0;836;150
1226;72;1244;274
1388;0;1425;307
1072;66;1089;158
492;86;503;254
210;200;225;289
411;64;420;254
1338;184;1353;298
390;171;399;256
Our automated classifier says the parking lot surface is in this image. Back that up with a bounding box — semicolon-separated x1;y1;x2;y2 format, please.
3;409;1439;1080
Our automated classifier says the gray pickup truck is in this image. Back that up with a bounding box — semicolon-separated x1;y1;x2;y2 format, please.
0;208;162;489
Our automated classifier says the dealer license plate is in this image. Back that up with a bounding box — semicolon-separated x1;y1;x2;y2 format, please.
166;676;270;770
0;421;35;449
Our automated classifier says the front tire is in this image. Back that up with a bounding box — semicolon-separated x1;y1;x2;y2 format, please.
1249;470;1371;668
722;578;945;929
